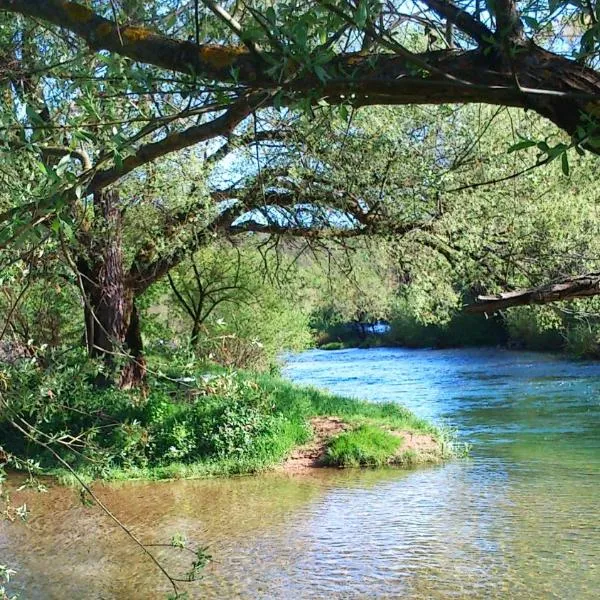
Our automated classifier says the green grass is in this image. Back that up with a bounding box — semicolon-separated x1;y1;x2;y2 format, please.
1;355;455;482
325;425;403;467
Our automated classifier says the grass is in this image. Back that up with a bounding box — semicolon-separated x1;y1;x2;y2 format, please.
325;425;403;467
2;356;456;483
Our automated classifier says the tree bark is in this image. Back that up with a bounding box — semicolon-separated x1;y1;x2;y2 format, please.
118;300;147;389
79;189;146;388
190;317;202;350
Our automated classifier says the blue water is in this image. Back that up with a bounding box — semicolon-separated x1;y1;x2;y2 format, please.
284;347;600;464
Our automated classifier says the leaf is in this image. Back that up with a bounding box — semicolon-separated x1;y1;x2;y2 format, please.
521;16;540;31
536;140;550;153
55;154;72;177
356;0;368;27
265;7;276;24
72;129;96;143
165;11;177;29
561;152;570;176
273;91;284;111
547;142;567;159
507;139;536;153
314;65;329;83
25;104;44;125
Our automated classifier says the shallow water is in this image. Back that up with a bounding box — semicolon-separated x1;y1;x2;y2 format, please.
2;348;599;598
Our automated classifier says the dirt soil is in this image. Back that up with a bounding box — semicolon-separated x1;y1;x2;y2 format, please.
389;429;439;455
281;417;440;473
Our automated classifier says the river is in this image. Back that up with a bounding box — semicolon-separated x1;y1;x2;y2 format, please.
2;348;599;598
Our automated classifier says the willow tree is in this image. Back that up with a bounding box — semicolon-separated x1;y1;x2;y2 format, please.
1;0;600;383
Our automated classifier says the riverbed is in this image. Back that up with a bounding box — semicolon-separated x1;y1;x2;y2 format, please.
2;348;599;598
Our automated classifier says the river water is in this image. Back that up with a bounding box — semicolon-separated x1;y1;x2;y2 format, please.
2;348;600;598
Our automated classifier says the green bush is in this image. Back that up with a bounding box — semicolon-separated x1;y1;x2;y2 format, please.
564;323;600;358
387;297;507;348
0;351;444;480
505;306;564;351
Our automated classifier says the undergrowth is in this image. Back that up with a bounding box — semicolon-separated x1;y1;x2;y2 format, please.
0;352;450;481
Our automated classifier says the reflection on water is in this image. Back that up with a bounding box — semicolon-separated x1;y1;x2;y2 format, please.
2;348;599;598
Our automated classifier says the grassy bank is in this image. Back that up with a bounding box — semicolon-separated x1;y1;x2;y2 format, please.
0;355;458;482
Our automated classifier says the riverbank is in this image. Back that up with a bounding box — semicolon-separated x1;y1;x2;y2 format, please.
282;416;443;472
0;356;456;483
317;321;600;358
316;308;600;358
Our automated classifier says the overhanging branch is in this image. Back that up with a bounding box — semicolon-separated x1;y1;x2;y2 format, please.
466;273;600;313
88;94;264;192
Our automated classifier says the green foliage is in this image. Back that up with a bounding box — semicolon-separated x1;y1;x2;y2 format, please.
387;297;507;348
564;322;600;358
0;352;441;480
325;425;402;467
303;242;397;330
156;243;313;371
505;307;564;351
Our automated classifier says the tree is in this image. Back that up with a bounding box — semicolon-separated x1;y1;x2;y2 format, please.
302;241;397;337
167;244;255;349
165;243;313;368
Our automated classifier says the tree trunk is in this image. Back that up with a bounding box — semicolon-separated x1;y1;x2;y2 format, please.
118;300;147;389
79;189;147;388
190;317;202;350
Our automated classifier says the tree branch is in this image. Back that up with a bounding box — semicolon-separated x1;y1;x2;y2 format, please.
88;94;263;192
466;273;600;313
0;0;262;82
201;0;262;58
419;0;494;45
3;138;92;171
205;129;291;165
2;1;599;144
492;0;524;44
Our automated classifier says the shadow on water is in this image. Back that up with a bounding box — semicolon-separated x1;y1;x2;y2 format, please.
2;347;600;598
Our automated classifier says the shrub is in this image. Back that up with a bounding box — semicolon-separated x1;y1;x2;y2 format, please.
505;306;564;351
564;323;600;358
0;351;444;480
